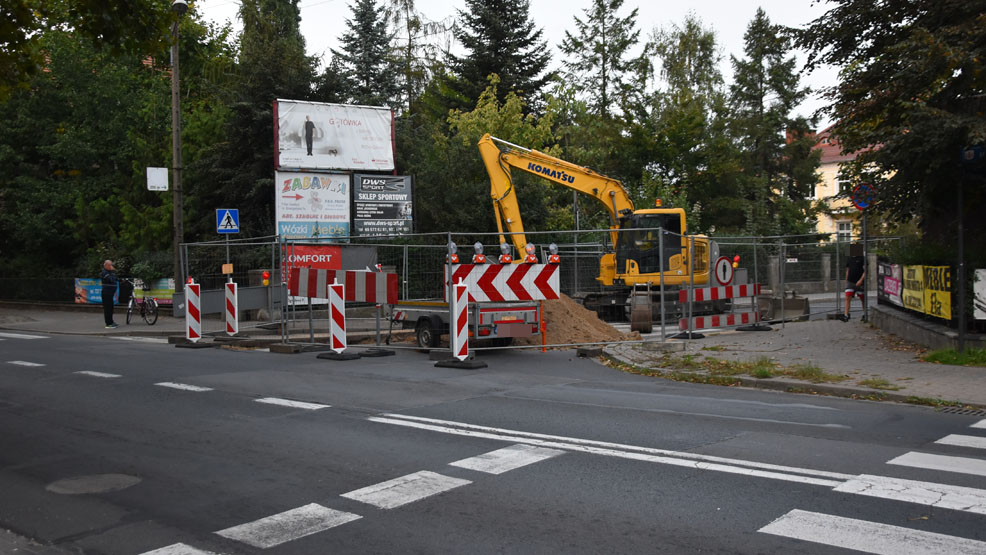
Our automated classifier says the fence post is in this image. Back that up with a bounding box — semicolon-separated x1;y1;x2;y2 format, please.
659;227;665;342
779;241;786;329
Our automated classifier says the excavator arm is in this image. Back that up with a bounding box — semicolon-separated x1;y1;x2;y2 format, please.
478;133;634;255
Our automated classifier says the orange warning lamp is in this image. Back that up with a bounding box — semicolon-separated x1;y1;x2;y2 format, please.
186;276;194;284
446;241;459;264
472;242;486;264
548;243;560;264
655;199;662;207
523;242;537;264
262;270;270;286
732;254;740;269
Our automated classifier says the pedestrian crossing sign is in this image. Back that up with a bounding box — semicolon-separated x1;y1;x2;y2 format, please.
216;209;239;234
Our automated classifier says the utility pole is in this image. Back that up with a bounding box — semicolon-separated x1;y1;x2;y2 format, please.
171;0;188;286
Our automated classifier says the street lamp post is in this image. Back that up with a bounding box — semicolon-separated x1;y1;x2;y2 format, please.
171;0;188;286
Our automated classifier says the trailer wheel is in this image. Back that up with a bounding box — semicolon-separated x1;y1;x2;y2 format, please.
416;317;441;348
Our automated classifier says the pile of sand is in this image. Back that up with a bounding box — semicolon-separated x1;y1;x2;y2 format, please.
516;293;640;345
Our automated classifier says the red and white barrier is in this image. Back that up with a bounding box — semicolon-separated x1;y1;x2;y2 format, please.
680;312;759;330
185;282;201;342
225;282;238;336
329;281;346;353
678;282;762;331
288;268;398;304
444;264;560;303
678;283;761;303
450;279;468;360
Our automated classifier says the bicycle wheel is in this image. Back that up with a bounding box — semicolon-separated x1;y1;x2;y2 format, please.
126;298;135;324
143;299;159;325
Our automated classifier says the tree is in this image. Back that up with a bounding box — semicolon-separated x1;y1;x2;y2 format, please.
190;0;317;239
794;0;986;243
448;0;553;112
730;8;818;235
559;0;651;119
641;14;740;233
0;0;175;98
333;0;401;108
384;0;453;113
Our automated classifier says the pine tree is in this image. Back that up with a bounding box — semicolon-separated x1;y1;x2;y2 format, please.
448;0;552;111
729;8;818;235
559;0;651;119
333;0;400;108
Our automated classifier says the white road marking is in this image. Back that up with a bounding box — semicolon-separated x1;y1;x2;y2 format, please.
450;444;565;475
139;543;223;555
215;503;360;549
971;419;986;429
255;397;330;410
341;470;472;509
75;371;121;378
155;382;214;392
760;509;986;554
370;414;852;484
888;451;986;477
7;360;45;367
114;336;169;344
936;434;986;450
834;474;986;515
0;332;48;339
370;414;986;516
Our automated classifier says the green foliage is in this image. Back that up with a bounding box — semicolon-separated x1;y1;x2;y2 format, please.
794;0;986;243
334;0;401;108
559;0;651;119
448;0;553;113
730;8;819;236
922;348;986;367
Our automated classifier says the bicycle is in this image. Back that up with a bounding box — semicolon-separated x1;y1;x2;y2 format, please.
124;279;159;325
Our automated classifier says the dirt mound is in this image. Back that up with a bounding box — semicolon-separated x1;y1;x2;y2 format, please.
516;293;640;346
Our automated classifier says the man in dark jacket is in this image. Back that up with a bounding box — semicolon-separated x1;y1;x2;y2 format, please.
839;245;865;322
100;260;119;328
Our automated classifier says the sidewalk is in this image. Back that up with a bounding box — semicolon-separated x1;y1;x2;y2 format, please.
1;303;984;409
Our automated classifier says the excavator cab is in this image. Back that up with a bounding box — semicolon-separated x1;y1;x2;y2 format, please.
615;211;684;276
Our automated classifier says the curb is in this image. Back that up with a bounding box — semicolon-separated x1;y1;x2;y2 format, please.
600;351;986;411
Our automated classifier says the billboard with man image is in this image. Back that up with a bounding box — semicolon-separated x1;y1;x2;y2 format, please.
274;99;394;171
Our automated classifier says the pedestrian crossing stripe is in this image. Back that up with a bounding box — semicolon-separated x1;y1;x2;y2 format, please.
216;209;239;234
760;509;986;554
0;332;48;339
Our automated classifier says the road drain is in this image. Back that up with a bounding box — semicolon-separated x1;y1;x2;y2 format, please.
46;474;141;495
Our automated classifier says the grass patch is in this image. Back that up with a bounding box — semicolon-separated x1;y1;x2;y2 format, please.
779;363;849;383
857;378;902;391
751;368;774;379
921;348;986;367
701;345;726;352
904;396;963;408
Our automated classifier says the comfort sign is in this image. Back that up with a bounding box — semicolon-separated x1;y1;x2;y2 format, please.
284;245;342;271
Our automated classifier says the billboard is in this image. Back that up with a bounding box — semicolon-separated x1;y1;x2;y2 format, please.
275;99;394;171
353;174;413;236
276;171;351;240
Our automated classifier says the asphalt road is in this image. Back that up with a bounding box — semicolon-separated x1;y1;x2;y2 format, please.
1;331;985;554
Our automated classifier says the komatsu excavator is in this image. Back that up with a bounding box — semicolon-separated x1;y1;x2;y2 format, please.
478;133;720;327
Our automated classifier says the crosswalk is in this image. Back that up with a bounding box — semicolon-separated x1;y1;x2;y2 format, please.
760;417;986;552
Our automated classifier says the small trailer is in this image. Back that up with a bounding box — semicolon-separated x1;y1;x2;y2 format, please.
387;300;543;348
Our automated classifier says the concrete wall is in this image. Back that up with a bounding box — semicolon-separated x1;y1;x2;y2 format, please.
870;304;985;351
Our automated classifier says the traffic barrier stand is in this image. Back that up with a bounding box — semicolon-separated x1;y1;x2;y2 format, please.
673;283;767;339
436;278;487;369
176;280;212;348
225;281;238;336
317;280;360;361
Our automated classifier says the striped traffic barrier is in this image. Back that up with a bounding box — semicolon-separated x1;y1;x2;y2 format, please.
678;283;763;332
288;268;398;304
225;281;238;336
444;263;559;302
185;281;201;342
329;281;346;353
450;278;468;361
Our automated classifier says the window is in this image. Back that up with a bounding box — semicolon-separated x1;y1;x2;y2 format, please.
837;221;852;243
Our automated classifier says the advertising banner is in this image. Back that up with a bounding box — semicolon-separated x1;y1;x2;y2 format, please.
353;174;413;236
74;278;114;304
275;99;394;171
975;269;986;320
132;278;175;306
877;262;903;307
922;265;951;320
276;171;350;239
282;244;343;275
902;265;924;313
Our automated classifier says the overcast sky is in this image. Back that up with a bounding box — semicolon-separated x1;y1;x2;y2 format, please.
196;0;838;127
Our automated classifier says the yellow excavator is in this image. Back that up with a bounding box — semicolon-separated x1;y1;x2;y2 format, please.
478;133;719;324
